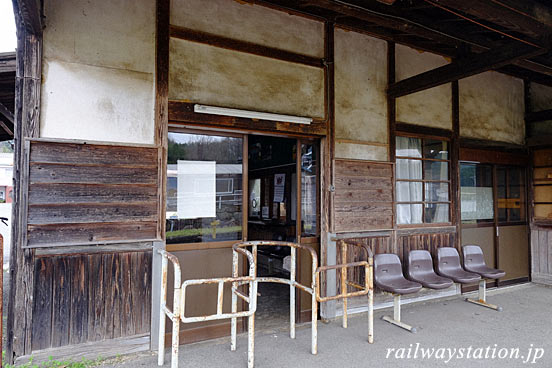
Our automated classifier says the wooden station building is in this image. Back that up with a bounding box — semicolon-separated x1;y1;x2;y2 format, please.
6;0;552;364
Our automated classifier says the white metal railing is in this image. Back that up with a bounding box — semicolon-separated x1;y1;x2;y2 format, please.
231;241;319;355
157;246;257;368
157;239;374;368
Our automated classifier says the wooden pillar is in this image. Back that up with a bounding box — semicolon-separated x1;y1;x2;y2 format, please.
320;21;335;319
324;21;335;234
6;0;42;362
151;0;170;350
451;81;461;249
387;41;397;250
155;0;169;240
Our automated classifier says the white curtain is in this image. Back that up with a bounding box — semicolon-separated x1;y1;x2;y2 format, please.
396;137;422;224
430;161;449;223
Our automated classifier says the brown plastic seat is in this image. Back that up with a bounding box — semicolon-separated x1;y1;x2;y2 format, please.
436;247;481;284
374;254;422;295
463;245;506;279
407;250;454;289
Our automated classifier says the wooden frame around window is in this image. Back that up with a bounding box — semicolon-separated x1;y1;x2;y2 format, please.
165;128;248;251
395;133;452;227
165;127;321;251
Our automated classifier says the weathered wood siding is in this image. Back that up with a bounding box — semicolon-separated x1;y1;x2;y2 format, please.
531;228;552;285
26;140;160;247
333;160;393;233
31;250;152;351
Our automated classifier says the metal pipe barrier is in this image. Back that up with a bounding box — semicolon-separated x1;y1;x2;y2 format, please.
231;241;319;355
317;239;374;343
157;247;257;368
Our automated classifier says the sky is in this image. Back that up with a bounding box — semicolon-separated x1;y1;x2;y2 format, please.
0;0;16;52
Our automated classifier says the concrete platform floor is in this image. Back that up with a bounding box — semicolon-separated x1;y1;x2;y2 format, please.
103;283;552;368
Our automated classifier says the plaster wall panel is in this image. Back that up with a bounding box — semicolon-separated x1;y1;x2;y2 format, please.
40;60;155;145
335;142;388;161
171;0;324;58
529;83;552;112
40;0;156;144
334;29;388;152
459;71;524;145
169;38;325;119
42;0;155;74
396;44;452;130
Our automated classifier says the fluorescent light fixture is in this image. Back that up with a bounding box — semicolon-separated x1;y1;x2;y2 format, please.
194;104;312;125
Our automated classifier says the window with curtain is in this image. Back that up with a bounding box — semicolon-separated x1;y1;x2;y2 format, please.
396;136;450;224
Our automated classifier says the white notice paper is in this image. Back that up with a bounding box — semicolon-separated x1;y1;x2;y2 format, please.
177;160;216;219
274;173;285;203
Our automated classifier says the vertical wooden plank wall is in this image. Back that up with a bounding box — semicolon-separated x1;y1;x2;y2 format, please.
530;148;552;285
31;250;152;351
531;229;552;284
335;231;456;294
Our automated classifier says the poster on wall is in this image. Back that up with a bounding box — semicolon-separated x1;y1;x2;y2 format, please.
177;160;216;219
274;173;285;202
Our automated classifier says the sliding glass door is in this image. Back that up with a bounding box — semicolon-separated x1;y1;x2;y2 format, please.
460;162;529;287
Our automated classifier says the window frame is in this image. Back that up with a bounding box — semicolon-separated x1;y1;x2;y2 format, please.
165;128;248;251
395;133;452;227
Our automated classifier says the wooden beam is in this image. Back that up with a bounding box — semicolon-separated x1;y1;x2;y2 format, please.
6;0;41;363
0;102;13;123
427;0;551;45
526;109;552;123
251;0;465;47
388;42;547;98
170;25;325;68
256;0;552;83
15;0;42;35
168;101;327;137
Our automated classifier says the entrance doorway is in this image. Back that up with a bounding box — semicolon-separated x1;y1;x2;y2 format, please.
247;135;319;331
460;159;529;289
165;129;320;335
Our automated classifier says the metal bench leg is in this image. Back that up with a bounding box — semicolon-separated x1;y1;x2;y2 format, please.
466;280;503;311
382;294;417;333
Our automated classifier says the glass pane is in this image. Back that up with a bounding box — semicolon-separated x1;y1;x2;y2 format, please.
396;136;421;158
166;132;243;244
424;203;449;223
497;168;507;221
396;159;422;180
460;163;494;222
249;179;261;218
301;143;317;236
497;167;526;222
396;181;422;202
424;161;448;181
397;204;422;224
425;182;449;202
423;139;448;160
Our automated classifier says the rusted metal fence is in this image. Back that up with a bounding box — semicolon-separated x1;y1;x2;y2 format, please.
157;246;257;368
316;239;374;343
157;239;374;368
231;241;319;355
